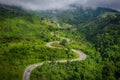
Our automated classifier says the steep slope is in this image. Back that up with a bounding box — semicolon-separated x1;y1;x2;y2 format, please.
79;13;120;80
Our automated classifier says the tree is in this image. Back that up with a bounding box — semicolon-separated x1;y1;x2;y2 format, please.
60;39;67;46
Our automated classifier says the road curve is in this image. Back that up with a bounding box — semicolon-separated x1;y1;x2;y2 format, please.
22;39;86;80
46;41;60;48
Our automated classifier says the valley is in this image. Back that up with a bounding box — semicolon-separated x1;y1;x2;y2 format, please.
0;4;120;80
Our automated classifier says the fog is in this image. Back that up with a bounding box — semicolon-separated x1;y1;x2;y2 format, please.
0;0;120;11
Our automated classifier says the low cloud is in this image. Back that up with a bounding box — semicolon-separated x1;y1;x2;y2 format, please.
0;0;120;11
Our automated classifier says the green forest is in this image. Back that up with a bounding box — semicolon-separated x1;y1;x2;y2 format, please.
0;4;120;80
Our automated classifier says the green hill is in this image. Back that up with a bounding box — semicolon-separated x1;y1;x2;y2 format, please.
0;4;120;80
0;5;78;80
78;13;120;80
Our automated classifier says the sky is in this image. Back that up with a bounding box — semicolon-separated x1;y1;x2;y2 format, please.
0;0;120;11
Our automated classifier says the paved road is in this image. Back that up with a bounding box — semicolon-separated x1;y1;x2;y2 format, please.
46;41;60;48
22;37;86;80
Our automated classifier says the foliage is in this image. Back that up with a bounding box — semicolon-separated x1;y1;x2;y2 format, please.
0;4;120;80
78;13;120;80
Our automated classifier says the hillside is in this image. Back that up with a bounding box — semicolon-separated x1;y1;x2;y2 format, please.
0;4;120;80
38;7;119;25
0;5;81;80
58;7;119;24
78;13;120;80
35;7;120;80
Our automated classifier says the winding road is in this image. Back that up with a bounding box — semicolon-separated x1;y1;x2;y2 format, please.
22;36;86;80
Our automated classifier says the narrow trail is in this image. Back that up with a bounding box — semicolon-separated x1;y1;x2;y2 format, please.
22;35;86;80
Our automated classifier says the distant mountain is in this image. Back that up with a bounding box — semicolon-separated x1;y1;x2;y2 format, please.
79;12;120;48
37;6;119;25
58;7;119;24
0;4;32;20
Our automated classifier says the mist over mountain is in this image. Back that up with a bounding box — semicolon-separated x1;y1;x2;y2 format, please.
0;0;120;11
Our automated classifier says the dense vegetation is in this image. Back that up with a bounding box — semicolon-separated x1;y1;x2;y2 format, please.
31;30;102;80
32;7;120;80
0;5;78;80
0;4;120;80
78;13;120;80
